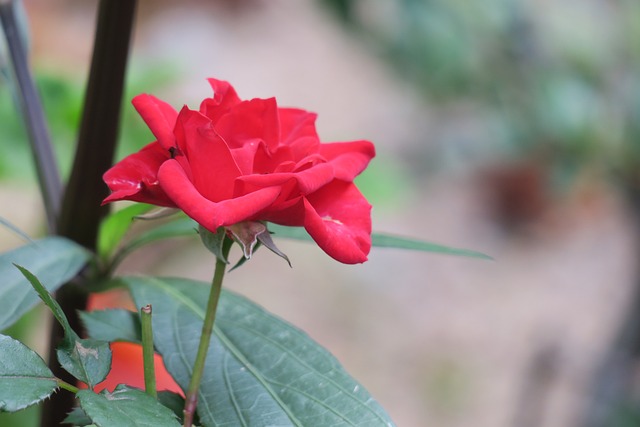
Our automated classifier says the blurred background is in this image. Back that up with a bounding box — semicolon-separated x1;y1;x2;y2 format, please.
2;0;640;426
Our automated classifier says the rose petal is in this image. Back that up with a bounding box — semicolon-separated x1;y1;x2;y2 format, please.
236;162;334;195
319;140;375;181
303;181;372;264
252;143;293;174
158;160;281;230
199;78;242;122
215;97;280;150
132;94;178;150
174;108;242;202
259;195;306;226
279;108;319;141
231;141;262;175
102;142;174;207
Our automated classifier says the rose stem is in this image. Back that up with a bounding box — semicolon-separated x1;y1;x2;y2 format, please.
183;247;229;427
55;378;80;394
141;304;157;399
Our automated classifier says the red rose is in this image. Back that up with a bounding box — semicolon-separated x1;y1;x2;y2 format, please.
103;78;375;264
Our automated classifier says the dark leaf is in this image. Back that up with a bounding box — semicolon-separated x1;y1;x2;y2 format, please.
126;277;396;427
77;385;180;427
80;309;141;344
15;265;112;388
0;237;90;330
0;334;57;412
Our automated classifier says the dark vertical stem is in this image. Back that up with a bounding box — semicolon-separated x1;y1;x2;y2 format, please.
41;1;137;426
57;0;137;247
0;0;62;233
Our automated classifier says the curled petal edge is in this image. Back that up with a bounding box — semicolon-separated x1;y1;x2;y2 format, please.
157;160;281;231
302;190;372;264
132;94;179;150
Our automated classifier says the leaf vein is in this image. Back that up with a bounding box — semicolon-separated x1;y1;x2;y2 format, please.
216;319;390;424
212;325;305;427
222;350;248;427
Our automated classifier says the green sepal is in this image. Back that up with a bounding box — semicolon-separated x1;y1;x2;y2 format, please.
227;221;291;268
198;225;232;264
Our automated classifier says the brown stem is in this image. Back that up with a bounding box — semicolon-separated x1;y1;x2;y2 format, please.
40;1;137;426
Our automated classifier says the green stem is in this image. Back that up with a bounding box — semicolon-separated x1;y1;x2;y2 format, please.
140;304;157;399
183;247;230;427
56;378;80;394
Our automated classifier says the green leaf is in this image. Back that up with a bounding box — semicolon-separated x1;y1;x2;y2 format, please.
0;237;90;330
0;334;58;412
14;264;74;334
126;277;396;427
56;339;112;389
80;309;142;344
370;232;492;260
97;203;152;262
62;407;93;426
157;391;189;423
126;216;197;249
14;265;112;388
268;223;492;259
109;216;198;270
77;385;181;427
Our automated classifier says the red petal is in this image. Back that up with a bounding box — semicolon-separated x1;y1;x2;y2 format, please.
102;142;174;207
278;108;319;141
158;160;281;230
303;181;372;264
199;78;242;122
236;162;334;195
319;140;375;181
132;94;178;150
277;109;321;163
215;98;280;150
174;108;241;202
252;144;293;174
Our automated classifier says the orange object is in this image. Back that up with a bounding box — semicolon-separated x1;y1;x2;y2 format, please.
87;291;183;395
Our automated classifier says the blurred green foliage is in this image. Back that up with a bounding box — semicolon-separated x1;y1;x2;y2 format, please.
0;64;175;182
320;0;640;189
